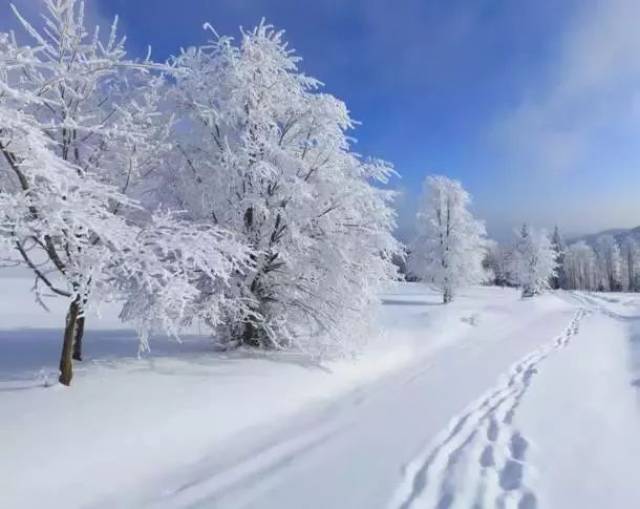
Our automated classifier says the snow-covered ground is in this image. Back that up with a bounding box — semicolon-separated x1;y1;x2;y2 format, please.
2;278;640;508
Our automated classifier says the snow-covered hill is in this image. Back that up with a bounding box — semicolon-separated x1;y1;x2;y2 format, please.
570;225;640;246
1;279;639;508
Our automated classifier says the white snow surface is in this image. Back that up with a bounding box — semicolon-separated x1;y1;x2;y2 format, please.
1;277;640;508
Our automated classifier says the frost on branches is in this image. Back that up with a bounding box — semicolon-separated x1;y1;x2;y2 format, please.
510;225;557;297
0;0;250;385
408;175;487;303
550;226;566;290
563;241;598;290
594;235;622;292
0;2;398;384
552;235;637;292
166;22;399;354
620;237;640;292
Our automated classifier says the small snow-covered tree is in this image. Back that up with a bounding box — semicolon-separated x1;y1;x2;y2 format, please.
0;0;250;385
510;224;557;297
550;226;566;289
620;237;640;292
166;22;399;353
594;235;622;291
484;242;515;287
408;175;487;303
482;240;498;286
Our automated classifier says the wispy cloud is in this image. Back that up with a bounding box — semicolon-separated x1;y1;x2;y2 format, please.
491;0;640;174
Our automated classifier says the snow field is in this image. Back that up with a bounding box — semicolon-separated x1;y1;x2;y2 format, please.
2;282;640;508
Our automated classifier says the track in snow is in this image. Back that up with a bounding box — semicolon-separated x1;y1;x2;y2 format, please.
390;308;589;509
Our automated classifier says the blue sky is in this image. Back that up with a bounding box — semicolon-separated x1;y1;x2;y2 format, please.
3;0;640;241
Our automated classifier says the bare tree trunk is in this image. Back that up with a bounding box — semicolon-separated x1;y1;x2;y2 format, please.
72;315;85;361
59;299;80;386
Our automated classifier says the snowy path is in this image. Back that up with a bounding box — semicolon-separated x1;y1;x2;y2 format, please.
390;309;588;509
105;289;584;509
514;293;640;509
3;284;640;509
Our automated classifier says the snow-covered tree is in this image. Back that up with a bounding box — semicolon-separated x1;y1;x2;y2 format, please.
165;22;399;353
484;242;514;287
564;241;598;290
620;237;640;292
510;224;557;297
6;0;165;363
550;226;566;290
408;175;487;303
0;0;250;385
594;235;622;291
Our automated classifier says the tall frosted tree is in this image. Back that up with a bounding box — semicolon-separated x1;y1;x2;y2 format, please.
0;0;250;385
408;175;487;303
510;224;557;297
6;0;164;363
165;22;399;353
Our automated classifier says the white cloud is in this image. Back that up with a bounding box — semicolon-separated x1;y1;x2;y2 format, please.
491;0;640;174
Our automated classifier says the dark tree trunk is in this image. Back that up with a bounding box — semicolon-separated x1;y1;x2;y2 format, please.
72;315;85;361
59;299;80;386
242;320;261;348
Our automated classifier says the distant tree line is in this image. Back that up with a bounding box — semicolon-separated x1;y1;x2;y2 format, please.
407;176;557;302
485;227;640;293
405;175;637;299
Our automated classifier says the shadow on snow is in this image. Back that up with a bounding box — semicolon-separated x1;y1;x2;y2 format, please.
0;328;329;390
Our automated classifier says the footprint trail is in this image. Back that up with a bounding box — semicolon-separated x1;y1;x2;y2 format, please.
390;309;589;509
